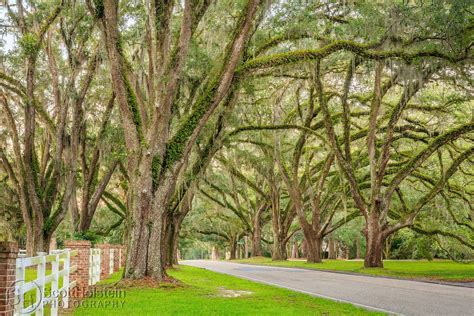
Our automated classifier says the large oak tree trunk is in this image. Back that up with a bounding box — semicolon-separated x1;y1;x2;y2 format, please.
251;228;262;257
162;213;183;267
124;172;154;278
355;234;362;259
291;241;299;259
305;235;323;263
364;212;384;268
272;234;287;260
230;239;237;260
328;234;336;259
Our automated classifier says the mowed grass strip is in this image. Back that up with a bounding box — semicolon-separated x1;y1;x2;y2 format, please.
73;265;381;315
235;257;474;282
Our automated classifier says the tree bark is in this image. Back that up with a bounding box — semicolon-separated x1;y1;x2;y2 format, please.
251;226;262;257
291;241;299;259
272;234;287;260
244;236;249;258
328;234;336;259
211;246;220;260
364;212;384;267
305;235;322;263
230;238;237;260
355;233;362;259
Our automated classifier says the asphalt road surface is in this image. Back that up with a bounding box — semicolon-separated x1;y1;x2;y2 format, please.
181;260;474;315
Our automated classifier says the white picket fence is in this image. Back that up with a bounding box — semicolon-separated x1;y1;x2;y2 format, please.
89;248;101;286
14;246;121;315
109;249;114;275
15;249;77;316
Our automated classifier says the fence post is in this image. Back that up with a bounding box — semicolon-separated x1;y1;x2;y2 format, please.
113;246;120;272
109;249;114;275
64;240;91;298
50;250;60;316
35;252;46;316
97;244;110;280
120;246;126;269
14;251;25;315
0;242;17;316
62;249;70;309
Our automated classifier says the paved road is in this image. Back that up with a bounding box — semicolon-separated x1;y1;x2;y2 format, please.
181;260;474;315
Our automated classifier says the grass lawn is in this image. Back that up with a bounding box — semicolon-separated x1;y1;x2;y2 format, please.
235;257;474;282
72;265;381;315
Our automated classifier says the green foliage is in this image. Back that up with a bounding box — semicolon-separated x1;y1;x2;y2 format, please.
19;33;41;58
163;77;219;171
93;0;105;19
123;73;144;143
151;155;161;190
73;231;101;244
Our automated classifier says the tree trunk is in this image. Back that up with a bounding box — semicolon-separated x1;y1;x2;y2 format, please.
328;234;336;259
171;225;180;265
355;234;362;259
162;215;181;267
364;212;384;268
251;230;262;257
272;234;287;260
291;241;299;259
25;224;51;255
229;239;237;260
162;215;174;268
211;246;219;260
244;236;249;258
305;236;322;263
301;239;307;258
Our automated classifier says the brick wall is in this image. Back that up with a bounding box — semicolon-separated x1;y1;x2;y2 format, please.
0;242;18;316
97;244;110;279
64;240;91;298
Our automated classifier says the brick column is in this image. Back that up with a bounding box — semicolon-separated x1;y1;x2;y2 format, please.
112;246;121;272
64;240;90;298
0;242;18;316
97;244;110;279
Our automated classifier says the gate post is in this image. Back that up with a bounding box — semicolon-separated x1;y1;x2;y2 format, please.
0;242;18;316
64;240;91;298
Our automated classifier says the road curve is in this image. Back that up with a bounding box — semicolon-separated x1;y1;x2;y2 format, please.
181;260;474;315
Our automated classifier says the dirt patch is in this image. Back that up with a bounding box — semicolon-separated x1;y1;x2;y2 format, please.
116;274;182;289
217;287;253;298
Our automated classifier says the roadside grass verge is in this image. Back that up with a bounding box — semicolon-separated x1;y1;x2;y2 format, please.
72;265;381;315
235;257;474;282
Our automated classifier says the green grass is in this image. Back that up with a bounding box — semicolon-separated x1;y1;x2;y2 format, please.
73;266;381;315
235;257;474;282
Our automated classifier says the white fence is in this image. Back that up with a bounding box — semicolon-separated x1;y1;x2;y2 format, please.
15;249;77;316
109;249;114;275
89;248;101;286
13;245;122;315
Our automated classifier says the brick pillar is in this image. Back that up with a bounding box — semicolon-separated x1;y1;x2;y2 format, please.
64;240;90;298
113;246;120;272
0;242;18;316
97;244;110;279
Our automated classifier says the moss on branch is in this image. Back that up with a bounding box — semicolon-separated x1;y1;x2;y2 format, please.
239;40;462;73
